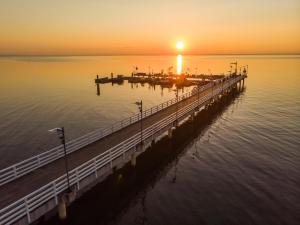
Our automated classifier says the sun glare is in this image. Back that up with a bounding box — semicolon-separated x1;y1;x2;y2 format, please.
176;41;184;50
177;54;182;75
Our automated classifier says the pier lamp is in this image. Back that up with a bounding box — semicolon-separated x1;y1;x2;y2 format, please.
197;83;201;108
49;127;71;192
211;78;214;97
135;100;143;146
173;88;179;125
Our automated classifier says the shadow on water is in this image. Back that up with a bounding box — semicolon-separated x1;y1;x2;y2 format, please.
39;87;245;225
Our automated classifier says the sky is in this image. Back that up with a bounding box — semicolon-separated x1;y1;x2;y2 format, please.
0;0;299;55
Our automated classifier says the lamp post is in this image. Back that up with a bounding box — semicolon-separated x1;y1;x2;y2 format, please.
173;88;179;125
197;83;201;108
135;100;143;145
211;79;214;98
222;77;224;93
49;127;71;192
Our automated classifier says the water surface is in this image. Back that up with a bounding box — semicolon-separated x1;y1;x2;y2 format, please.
108;56;300;225
1;55;300;224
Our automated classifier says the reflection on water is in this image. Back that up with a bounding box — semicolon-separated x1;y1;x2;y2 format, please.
96;83;100;96
177;54;182;75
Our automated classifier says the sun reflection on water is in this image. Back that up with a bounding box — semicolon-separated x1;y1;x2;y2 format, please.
177;54;182;75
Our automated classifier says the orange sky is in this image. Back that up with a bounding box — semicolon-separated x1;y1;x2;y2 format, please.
0;0;299;55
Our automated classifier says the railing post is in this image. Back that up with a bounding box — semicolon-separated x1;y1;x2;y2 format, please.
37;156;41;166
93;159;98;178
122;144;126;161
76;169;80;190
53;182;58;204
56;146;61;158
151;125;155;141
109;150;113;168
13;165;17;178
24;198;31;223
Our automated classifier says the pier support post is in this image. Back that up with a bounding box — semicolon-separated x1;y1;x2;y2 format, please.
189;111;196;121
173;120;178;128
131;151;137;167
205;104;209;110
151;139;155;147
168;127;173;138
58;197;67;220
136;142;145;152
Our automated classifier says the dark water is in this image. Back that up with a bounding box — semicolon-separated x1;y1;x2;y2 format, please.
1;55;300;224
107;56;300;225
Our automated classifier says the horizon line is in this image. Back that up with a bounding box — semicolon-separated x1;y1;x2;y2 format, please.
0;53;300;57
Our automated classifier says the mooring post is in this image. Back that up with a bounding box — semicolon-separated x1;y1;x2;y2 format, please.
96;83;100;96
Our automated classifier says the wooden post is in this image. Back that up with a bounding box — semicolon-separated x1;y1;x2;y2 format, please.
168;127;173;138
58;197;67;220
131;151;137;167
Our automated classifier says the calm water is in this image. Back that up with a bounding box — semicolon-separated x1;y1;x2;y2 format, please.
1;55;300;224
0;55;197;167
108;56;300;225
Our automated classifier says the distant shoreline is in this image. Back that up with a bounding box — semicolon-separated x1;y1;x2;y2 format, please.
0;54;299;57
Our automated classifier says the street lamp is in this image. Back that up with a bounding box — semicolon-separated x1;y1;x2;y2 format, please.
211;78;214;98
135;100;143;146
197;83;201;109
173;88;179;125
222;77;224;93
49;127;71;192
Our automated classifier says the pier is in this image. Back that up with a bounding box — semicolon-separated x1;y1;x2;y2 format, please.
0;74;246;225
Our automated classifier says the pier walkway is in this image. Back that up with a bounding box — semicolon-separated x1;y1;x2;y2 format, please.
0;75;246;225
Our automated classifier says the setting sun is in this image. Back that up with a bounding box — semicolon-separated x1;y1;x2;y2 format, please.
176;41;184;50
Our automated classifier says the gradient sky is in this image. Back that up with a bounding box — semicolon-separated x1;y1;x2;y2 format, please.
0;0;299;55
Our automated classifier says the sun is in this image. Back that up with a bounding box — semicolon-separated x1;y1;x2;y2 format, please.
176;41;184;50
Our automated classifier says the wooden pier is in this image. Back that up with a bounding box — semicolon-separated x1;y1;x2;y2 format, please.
0;74;246;225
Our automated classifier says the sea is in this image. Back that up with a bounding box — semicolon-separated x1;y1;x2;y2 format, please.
0;55;299;225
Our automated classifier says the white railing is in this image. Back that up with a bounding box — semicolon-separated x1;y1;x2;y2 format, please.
0;76;245;225
0;82;216;186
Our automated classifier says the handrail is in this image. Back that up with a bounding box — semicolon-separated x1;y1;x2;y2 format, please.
0;76;245;225
0;81;215;186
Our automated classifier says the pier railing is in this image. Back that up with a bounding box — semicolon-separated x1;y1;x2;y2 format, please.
0;82;215;187
0;76;245;225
